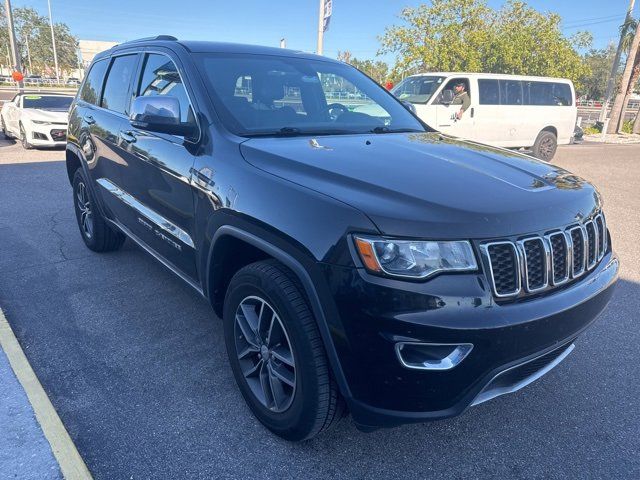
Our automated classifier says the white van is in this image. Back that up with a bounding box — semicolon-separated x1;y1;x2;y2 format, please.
392;72;577;161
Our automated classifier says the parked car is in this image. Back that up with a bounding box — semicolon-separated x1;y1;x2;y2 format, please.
392;72;577;161
66;77;81;86
1;92;73;148
66;36;618;441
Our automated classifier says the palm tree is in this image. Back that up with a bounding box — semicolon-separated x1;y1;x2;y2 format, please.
608;18;640;133
627;19;640;134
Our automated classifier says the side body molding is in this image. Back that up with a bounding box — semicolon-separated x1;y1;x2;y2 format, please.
208;225;352;400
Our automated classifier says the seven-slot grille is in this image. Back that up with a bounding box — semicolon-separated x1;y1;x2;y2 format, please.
481;213;607;298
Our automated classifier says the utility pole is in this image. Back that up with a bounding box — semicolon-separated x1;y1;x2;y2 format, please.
47;0;60;82
4;0;24;90
280;38;286;49
316;0;324;55
598;0;636;122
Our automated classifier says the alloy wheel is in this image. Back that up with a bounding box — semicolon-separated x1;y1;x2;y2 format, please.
539;136;555;160
76;181;94;239
234;295;296;413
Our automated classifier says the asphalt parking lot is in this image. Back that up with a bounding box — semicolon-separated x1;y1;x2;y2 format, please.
0;136;639;479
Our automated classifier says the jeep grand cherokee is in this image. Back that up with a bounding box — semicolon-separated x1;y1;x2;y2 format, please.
66;36;618;441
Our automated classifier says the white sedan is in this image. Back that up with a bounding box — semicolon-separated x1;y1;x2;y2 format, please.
1;93;73;149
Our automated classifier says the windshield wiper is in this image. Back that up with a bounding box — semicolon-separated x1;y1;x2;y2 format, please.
244;127;358;138
369;126;423;134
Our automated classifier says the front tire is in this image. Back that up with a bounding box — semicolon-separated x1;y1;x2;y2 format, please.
223;260;343;441
72;169;125;252
19;124;33;149
532;130;557;161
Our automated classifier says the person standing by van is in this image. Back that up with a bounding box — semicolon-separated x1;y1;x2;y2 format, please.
452;81;470;119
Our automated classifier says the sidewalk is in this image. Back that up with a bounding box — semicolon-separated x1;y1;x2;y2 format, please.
0;307;91;479
0;346;61;479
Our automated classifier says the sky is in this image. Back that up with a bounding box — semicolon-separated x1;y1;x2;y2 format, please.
12;0;637;63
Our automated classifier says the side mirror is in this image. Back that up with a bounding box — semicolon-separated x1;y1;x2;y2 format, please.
129;96;195;137
401;100;416;114
440;89;454;105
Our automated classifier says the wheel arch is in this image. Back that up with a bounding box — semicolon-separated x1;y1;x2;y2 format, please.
540;125;558;137
206;225;352;399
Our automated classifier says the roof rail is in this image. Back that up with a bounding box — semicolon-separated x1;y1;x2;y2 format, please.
116;35;178;47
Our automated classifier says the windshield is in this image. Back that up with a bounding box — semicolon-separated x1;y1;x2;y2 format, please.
392;76;445;104
22;95;73;110
194;53;426;136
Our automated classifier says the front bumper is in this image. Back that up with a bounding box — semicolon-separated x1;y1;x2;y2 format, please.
28;123;67;146
319;251;619;429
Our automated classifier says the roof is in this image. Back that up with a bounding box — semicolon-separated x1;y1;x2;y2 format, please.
406;72;573;83
101;36;337;64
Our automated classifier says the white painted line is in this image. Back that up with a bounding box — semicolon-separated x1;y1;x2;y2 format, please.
0;308;93;480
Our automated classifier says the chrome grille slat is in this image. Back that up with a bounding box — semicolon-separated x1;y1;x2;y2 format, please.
480;242;521;298
594;214;606;261
585;220;598;269
483;214;608;299
546;231;570;285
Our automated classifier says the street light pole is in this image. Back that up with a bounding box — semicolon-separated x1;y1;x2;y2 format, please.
4;0;23;90
47;0;60;82
316;0;324;55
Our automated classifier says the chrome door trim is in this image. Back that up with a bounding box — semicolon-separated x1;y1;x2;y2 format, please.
104;216;204;297
96;177;195;249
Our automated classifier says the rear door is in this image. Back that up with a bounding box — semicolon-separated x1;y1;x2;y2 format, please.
78;54;141;219
116;50;199;280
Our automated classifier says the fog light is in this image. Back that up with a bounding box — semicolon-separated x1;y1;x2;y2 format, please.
395;342;473;371
32;132;47;140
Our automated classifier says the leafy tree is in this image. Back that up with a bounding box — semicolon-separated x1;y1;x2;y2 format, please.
580;45;617;100
337;50;389;84
379;0;590;88
0;5;78;75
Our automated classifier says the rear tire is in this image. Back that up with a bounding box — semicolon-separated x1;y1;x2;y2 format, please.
72;168;125;252
223;260;344;441
532;130;557;162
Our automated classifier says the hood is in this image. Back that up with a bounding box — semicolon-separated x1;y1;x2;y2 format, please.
22;109;68;124
240;133;601;239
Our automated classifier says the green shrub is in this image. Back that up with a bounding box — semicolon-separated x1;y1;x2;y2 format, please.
582;125;601;135
621;120;634;134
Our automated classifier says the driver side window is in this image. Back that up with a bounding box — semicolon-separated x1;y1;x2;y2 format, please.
436;78;471;104
137;53;195;124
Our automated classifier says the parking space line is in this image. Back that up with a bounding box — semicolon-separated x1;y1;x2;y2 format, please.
0;308;93;480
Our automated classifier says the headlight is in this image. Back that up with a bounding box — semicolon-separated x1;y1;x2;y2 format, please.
354;236;477;279
31;120;51;125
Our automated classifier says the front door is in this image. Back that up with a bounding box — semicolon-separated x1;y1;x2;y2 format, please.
117;51;199;281
433;77;474;140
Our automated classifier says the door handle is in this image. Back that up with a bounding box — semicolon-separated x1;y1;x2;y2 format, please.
83;114;95;125
120;130;137;143
470;107;475;118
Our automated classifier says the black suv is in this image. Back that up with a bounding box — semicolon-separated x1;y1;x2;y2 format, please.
66;36;618;441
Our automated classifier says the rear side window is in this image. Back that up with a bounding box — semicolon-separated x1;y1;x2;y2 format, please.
80;59;108;105
136;53;194;123
478;79;499;105
101;55;138;114
500;80;523;105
